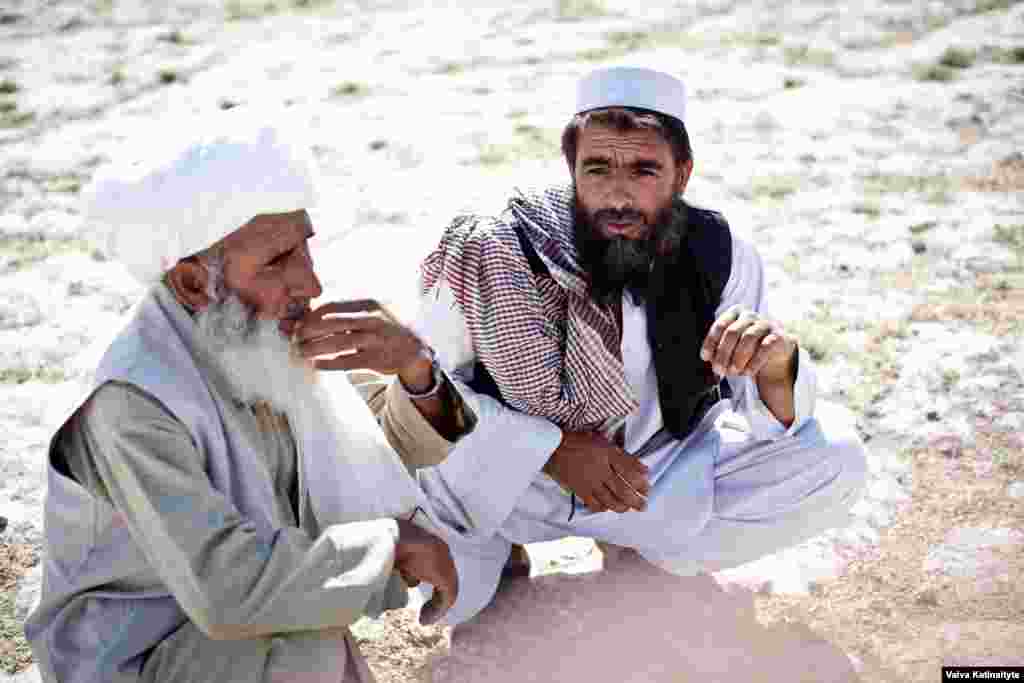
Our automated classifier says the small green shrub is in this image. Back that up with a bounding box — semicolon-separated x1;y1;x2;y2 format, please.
436;62;462;75
939;46;977;69
993;45;1024;64
994;223;1024;249
852;201;882;219
914;63;955;82
973;0;1011;13
555;0;607;21
0;110;33;128
783;45;835;68
330;81;368;97
159;29;188;45
0;366;67;384
751;175;800;201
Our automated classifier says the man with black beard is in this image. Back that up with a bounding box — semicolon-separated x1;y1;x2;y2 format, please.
374;66;869;626
574;193;681;307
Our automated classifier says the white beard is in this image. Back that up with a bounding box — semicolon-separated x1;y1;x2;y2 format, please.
192;289;432;528
195;293;317;425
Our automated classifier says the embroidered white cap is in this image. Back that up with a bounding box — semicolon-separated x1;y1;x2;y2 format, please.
82;106;320;283
574;66;687;124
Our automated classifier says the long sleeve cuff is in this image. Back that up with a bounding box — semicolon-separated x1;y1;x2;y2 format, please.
373;372;477;472
731;345;817;439
417;382;563;539
362;570;411;619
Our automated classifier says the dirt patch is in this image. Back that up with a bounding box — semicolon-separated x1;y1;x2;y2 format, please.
911;300;1024;337
0;541;37;675
356;609;450;683
753;428;1024;682
907;269;1024;337
964;153;1024;191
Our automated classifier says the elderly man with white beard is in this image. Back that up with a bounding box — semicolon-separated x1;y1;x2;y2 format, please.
24;111;464;683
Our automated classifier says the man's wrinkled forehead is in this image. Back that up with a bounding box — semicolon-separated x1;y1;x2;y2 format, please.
221;209;313;259
577;124;673;162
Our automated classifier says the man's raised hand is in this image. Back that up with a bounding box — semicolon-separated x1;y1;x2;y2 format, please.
700;305;796;382
394;520;458;626
293;299;426;375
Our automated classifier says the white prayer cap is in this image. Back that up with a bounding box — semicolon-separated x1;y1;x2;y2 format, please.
574;66;687;124
82;107;320;283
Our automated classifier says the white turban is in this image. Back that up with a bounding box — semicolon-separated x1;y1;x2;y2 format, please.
574;66;688;125
82;108;320;283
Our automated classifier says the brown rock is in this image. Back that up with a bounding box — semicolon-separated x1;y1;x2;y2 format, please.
914;588;940;607
427;560;857;683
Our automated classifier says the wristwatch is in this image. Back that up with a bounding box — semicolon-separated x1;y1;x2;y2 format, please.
400;345;445;399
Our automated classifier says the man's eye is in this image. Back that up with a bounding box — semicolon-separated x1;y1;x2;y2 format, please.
265;251;292;269
584;167;607;175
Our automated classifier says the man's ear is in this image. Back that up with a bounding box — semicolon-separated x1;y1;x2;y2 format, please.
675;159;694;195
166;259;212;312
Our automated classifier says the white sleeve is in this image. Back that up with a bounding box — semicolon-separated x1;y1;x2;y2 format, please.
718;236;817;439
409;277;477;374
407;277;562;536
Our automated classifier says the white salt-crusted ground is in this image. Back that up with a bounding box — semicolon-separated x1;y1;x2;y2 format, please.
2;1;1022;680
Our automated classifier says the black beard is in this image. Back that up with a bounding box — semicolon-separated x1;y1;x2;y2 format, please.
573;196;686;307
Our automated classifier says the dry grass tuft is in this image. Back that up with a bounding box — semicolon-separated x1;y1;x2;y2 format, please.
0;542;37;675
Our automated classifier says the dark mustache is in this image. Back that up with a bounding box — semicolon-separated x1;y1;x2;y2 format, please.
283;301;308;321
593;208;645;225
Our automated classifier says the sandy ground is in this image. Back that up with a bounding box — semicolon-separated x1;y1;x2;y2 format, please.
1;1;1023;681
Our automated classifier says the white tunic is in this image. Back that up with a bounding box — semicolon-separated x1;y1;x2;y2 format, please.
405;235;869;626
412;234;817;499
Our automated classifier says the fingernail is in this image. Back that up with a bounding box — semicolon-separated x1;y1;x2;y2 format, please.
700;349;710;361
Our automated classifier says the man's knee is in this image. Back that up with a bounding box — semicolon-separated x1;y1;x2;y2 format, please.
801;404;869;509
825;433;868;511
790;414;869;521
717;414;868;524
434;539;511;626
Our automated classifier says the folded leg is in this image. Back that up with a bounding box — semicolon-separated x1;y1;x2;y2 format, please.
641;414;867;574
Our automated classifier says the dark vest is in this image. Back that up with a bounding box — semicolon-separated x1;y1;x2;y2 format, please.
469;202;733;442
647;204;733;439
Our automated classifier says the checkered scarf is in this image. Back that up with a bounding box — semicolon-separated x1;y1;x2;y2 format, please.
420;184;638;431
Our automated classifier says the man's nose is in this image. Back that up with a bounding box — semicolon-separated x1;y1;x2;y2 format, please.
290;254;322;300
604;176;634;211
